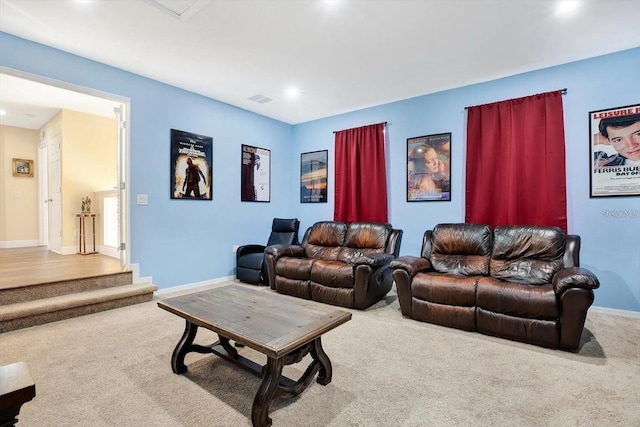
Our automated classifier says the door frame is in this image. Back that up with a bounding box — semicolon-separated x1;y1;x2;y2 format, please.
37;138;49;246
1;66;132;269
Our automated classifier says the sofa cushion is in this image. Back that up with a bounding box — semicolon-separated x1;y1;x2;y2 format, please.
490;226;565;285
477;277;558;319
429;223;492;275
411;272;478;307
310;260;353;288
275;257;315;280
337;222;390;263
344;223;390;249
304;222;347;260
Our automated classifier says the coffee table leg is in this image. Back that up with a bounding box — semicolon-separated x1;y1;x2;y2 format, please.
251;357;283;427
218;335;239;359
311;337;332;385
171;320;198;374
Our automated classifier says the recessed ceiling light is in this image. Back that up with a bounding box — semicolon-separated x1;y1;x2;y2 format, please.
285;86;301;99
556;0;581;16
0;109;6;116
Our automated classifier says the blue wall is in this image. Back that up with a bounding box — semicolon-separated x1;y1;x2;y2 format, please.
291;48;640;312
1;32;638;311
0;32;294;287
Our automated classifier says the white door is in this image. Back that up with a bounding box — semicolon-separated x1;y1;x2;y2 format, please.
114;105;127;268
38;140;49;246
48;135;63;254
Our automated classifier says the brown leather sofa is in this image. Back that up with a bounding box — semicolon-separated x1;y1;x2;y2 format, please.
264;221;403;309
390;223;600;351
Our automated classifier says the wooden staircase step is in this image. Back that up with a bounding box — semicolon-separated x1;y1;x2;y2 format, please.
0;271;134;305
0;283;158;333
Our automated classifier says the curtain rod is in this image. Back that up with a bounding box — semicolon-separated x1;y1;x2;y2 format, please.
333;121;388;134
464;88;568;110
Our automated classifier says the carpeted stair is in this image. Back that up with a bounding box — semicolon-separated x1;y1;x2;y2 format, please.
0;272;157;333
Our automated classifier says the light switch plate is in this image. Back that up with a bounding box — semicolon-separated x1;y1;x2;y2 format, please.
136;194;149;205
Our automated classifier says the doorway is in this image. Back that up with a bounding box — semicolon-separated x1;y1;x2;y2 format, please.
0;67;130;269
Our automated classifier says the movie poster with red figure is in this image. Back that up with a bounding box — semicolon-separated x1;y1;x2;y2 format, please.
170;129;213;200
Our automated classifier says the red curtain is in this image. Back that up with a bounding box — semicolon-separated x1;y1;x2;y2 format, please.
465;91;567;232
334;123;388;223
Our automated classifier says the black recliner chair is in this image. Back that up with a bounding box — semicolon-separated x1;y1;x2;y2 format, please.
236;218;300;285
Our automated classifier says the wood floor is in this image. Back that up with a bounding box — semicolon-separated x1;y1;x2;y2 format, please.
0;247;125;290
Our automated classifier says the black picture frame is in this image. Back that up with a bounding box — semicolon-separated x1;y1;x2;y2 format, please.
406;133;451;202
589;104;640;198
241;144;271;202
170;129;213;200
300;150;328;203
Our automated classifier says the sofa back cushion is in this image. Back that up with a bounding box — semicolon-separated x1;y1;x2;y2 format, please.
428;223;492;275
337;222;391;263
304;221;347;260
490;226;565;285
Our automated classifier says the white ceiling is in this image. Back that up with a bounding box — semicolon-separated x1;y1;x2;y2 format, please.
0;73;119;129
0;0;639;126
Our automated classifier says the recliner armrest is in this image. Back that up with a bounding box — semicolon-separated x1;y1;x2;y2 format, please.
353;253;394;268
236;244;266;258
264;244;305;260
390;256;432;276
552;267;600;295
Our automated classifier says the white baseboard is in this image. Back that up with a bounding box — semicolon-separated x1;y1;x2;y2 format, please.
130;263;153;285
98;245;119;258
155;276;235;297
61;245;78;255
591;305;640;319
0;240;39;248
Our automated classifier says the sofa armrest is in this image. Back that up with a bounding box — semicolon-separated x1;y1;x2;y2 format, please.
390;256;432;277
264;244;305;260
353;253;394;268
553;267;600;295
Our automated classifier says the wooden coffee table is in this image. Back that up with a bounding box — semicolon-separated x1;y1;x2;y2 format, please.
157;284;352;427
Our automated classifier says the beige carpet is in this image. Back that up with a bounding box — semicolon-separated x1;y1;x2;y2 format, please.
1;281;639;427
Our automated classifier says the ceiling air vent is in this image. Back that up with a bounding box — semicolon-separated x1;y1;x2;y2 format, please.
248;94;273;104
143;0;211;21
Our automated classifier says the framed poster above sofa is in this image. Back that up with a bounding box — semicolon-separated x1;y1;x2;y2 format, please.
300;150;328;203
406;133;451;202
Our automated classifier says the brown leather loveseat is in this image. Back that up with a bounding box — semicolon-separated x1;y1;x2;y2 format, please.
390;223;600;351
264;221;403;309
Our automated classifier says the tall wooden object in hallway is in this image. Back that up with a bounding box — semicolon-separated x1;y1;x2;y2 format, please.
76;212;97;255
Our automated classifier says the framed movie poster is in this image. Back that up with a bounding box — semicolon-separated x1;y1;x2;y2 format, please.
300;150;328;203
170;129;213;200
407;133;451;202
590;104;640;198
241;144;271;202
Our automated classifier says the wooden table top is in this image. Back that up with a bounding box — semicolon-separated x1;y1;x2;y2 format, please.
158;285;352;359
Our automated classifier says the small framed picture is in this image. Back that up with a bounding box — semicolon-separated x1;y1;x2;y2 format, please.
13;158;34;177
241;144;271;202
589;104;640;198
406;133;451;201
300;150;328;203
